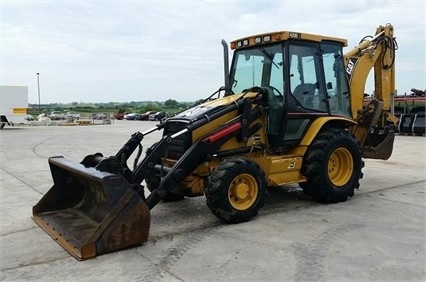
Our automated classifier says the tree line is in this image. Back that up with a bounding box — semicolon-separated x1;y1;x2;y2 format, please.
28;99;196;116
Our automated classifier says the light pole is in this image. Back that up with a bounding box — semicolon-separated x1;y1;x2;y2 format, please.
36;73;41;111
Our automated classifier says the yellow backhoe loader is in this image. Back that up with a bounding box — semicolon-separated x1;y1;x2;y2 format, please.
33;24;398;259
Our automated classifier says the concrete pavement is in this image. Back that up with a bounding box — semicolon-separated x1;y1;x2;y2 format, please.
1;121;425;281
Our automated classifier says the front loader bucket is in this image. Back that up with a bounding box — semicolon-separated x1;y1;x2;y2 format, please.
32;156;150;260
363;130;395;160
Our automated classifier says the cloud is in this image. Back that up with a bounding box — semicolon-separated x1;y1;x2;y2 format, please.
1;0;425;103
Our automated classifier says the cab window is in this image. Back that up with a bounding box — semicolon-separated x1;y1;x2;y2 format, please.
230;44;283;95
288;43;326;111
321;43;351;117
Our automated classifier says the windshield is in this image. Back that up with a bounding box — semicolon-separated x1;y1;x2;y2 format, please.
230;43;284;94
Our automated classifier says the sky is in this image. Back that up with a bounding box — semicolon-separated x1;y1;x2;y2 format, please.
1;0;425;104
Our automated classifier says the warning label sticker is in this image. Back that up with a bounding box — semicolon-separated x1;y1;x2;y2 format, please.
12;108;27;114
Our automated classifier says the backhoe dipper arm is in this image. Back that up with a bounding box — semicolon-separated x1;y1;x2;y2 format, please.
344;24;398;148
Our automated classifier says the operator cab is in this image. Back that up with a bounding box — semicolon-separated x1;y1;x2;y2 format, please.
229;31;351;149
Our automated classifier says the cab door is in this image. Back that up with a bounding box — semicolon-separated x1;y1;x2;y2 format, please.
268;42;327;149
268;41;350;150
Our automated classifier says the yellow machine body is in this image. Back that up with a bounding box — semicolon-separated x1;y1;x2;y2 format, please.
33;24;398;259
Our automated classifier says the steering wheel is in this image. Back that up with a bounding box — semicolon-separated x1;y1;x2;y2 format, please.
263;85;282;97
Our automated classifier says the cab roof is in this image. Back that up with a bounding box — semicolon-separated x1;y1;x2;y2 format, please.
230;30;348;50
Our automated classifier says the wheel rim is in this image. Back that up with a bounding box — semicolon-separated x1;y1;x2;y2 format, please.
328;147;353;187
228;173;258;211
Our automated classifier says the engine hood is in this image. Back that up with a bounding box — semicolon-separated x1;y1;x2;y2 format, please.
170;92;256;121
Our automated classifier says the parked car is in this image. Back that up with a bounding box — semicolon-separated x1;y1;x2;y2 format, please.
49;111;65;120
123;113;139;120
25;114;34;121
65;111;80;120
114;112;128;120
92;113;109;120
149;111;166;121
139;111;157;120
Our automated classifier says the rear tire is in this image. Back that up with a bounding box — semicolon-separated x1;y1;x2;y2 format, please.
301;128;363;203
205;158;266;223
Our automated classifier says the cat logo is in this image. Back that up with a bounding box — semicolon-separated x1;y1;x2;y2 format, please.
346;57;359;83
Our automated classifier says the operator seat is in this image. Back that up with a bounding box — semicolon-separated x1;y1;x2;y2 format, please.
292;83;316;108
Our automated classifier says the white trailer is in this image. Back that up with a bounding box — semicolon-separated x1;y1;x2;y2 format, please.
0;86;30;129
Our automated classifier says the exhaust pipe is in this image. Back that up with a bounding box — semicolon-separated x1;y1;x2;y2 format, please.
221;39;232;96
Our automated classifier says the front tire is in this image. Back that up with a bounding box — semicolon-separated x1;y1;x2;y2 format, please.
301;128;363;203
205;158;266;223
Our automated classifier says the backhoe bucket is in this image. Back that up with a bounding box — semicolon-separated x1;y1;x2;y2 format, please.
32;156;150;260
363;130;395;160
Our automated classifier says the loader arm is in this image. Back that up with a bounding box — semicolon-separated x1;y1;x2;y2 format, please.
344;24;398;159
133;95;264;209
145;124;239;209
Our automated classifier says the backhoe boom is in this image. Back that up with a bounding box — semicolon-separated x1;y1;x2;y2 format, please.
344;24;398;158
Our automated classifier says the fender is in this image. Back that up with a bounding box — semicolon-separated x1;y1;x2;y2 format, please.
299;116;357;146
